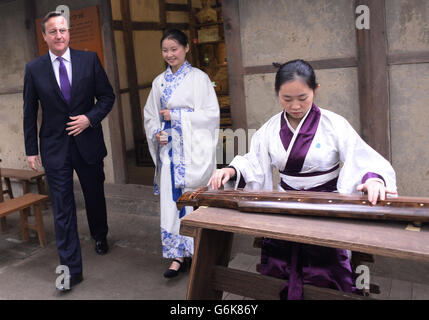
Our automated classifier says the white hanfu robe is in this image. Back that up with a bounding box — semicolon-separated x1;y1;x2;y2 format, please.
144;61;219;258
228;103;397;299
230;104;397;194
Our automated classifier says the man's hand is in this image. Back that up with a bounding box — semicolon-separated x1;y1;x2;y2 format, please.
27;155;42;172
66;115;91;136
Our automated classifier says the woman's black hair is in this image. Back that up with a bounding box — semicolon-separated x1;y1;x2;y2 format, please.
160;29;188;48
273;59;318;93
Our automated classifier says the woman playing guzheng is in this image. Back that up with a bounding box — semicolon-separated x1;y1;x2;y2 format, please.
208;59;397;300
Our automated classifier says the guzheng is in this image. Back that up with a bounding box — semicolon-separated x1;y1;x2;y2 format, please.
177;187;429;224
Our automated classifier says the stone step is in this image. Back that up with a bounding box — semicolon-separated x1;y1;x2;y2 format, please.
74;183;160;217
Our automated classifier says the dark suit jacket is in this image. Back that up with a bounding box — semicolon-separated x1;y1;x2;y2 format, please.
23;48;115;170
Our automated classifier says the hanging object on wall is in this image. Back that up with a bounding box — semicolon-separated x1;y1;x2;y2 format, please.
216;41;227;65
196;0;218;24
213;65;228;94
198;26;219;43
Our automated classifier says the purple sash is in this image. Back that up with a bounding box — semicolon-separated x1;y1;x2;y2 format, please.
280;104;321;174
279;104;339;191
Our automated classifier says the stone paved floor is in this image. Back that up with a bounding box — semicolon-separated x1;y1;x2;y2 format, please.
1;203;429;300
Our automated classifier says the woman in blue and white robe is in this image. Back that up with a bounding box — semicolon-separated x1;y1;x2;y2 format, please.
144;29;219;277
209;59;397;299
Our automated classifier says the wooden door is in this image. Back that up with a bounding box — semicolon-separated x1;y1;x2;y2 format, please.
111;0;194;168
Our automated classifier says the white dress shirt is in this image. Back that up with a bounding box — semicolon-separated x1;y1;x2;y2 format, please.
49;48;72;87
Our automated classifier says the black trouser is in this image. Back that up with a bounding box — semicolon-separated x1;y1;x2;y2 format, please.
45;138;108;276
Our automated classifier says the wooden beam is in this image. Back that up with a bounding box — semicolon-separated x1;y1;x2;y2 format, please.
222;0;247;132
120;0;145;145
388;51;429;65
112;20;189;31
159;0;166;30
0;163;5;231
0;87;23;95
112;20;123;30
186;229;234;299
119;82;152;94
99;0;128;183
355;0;390;160
24;0;38;61
187;0;198;67
212;266;370;300
244;57;358;75
165;3;189;12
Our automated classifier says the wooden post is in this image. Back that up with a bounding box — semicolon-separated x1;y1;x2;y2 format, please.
19;209;30;243
36;177;49;210
33;203;46;247
187;0;198;67
159;0;166;30
186;228;234;299
4;178;13;199
222;0;247;134
99;0;128;184
0;164;6;231
24;0;38;61
355;0;391;160
120;0;146;159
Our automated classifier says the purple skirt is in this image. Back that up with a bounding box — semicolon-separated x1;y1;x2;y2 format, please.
259;238;357;300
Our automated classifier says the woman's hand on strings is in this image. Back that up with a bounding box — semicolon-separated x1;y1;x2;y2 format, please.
356;179;397;205
207;168;236;190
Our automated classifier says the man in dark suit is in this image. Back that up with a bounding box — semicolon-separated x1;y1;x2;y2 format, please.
23;11;114;291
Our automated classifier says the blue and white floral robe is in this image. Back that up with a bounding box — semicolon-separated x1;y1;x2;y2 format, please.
144;61;220;258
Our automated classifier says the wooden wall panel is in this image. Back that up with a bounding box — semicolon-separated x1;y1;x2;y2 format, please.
222;0;247;131
133;30;165;85
130;0;160;22
390;63;429;196
113;30;129;89
238;0;356;67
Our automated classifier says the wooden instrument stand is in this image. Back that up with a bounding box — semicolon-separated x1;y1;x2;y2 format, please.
178;189;429;299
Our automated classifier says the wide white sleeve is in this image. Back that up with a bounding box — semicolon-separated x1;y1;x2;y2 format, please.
336;117;397;195
143;79;163;172
170;71;220;188
229;124;273;191
175;72;220;135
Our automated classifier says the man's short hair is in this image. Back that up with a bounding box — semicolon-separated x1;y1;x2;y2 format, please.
41;11;67;34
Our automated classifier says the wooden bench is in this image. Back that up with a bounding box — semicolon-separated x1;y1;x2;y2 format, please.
1;168;48;231
0;193;49;247
180;206;429;300
1;166;48;247
1;168;47;199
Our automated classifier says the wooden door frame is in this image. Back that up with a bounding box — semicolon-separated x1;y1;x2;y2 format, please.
110;0;193;180
99;0;128;184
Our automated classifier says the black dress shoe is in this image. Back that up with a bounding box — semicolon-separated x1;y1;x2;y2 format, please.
56;273;83;292
95;239;109;255
163;258;191;278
